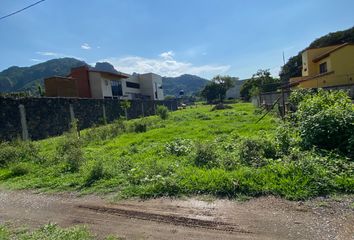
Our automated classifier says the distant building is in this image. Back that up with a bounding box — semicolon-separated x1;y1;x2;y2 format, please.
44;66;164;100
289;43;354;88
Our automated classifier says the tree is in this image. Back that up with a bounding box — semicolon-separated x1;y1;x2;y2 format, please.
240;69;280;101
201;75;235;103
201;82;220;104
279;54;302;83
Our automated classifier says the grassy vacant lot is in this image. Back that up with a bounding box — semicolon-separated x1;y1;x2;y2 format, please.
0;102;353;200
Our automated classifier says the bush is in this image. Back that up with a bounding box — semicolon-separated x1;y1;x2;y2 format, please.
165;138;193;156
211;103;232;111
133;121;147;133
56;121;84;172
156;105;169;120
82;118;126;142
294;90;354;153
194;142;218;168
274;123;300;156
238;138;276;167
0;140;39;167
288;89;314;109
84;161;105;187
9;163;30;177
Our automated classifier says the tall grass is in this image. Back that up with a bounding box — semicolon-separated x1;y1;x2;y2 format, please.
0;103;352;200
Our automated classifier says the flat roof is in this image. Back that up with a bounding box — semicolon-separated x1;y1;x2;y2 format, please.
45;76;75;80
89;70;129;79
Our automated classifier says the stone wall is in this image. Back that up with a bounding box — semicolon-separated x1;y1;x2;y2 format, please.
0;97;177;141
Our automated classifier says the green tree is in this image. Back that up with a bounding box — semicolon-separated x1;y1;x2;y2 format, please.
240;69;280;101
201;75;235;103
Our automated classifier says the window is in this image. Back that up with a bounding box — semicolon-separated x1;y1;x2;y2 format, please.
111;80;122;96
319;62;327;74
126;81;140;89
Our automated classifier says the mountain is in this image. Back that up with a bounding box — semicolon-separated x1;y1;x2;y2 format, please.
0;59;210;96
0;58;86;92
280;26;354;82
162;74;209;96
92;62;119;74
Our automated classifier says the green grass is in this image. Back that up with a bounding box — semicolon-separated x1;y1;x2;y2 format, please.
0;223;118;240
0;103;352;200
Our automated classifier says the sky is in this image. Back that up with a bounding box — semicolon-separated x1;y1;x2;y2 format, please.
0;0;353;79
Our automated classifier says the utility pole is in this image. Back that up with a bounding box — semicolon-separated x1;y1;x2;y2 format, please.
281;51;286;119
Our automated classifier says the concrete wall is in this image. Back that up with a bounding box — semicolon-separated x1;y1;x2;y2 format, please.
0;97;178;141
139;73;164;100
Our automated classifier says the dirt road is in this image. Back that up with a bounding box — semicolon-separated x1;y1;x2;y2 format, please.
0;190;353;240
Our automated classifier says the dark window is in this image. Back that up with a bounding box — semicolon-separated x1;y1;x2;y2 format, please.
126;81;140;89
319;62;327;74
111;81;122;96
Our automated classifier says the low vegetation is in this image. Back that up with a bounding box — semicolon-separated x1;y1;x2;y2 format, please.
0;91;353;201
0;223;117;240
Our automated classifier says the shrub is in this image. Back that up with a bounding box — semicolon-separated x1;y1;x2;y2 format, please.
82;118;126;142
156;105;169;120
84;161;105;187
0;140;39;167
56;120;84;172
165;138;193;156
133;121;147;133
288;88;314;109
294;90;354;153
9;163;30;177
238;138;276;167
194;142;218;168
211;103;232;111
274;123;300;156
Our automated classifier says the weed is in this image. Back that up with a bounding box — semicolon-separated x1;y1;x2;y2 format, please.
84;161;105;187
133;121;147;133
156;105;169;120
165;138;193;156
194;142;218;168
56;120;84;172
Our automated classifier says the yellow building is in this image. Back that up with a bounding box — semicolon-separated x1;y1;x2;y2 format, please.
290;43;354;88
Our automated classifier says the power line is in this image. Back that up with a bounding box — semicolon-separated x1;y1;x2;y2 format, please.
0;0;46;21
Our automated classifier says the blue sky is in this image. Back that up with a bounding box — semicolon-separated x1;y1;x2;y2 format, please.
0;0;353;79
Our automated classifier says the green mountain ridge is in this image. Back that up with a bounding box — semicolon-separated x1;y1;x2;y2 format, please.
0;58;210;96
0;58;86;92
162;74;210;96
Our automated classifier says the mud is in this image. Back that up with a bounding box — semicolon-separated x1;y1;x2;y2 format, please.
0;190;353;240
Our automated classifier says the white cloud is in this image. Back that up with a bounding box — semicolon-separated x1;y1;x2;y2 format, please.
159;51;175;60
81;43;91;50
30;58;44;62
36;51;59;57
35;51;83;60
100;52;230;78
